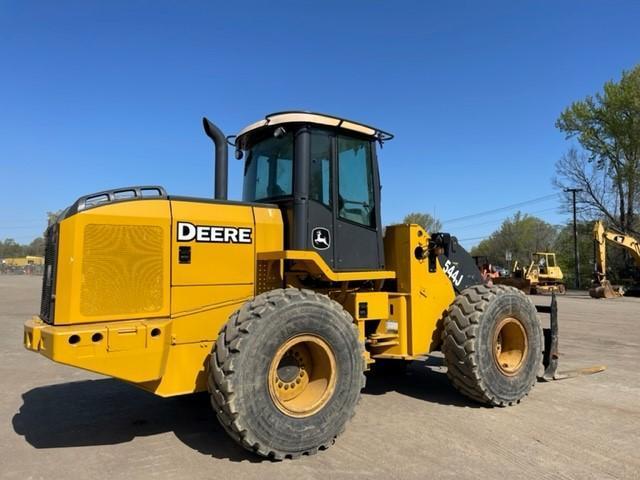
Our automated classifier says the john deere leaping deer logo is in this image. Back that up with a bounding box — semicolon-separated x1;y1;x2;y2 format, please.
312;227;331;250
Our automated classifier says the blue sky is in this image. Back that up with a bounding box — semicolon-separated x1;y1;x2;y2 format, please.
1;1;639;247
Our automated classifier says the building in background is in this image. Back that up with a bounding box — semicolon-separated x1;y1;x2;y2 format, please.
1;256;44;274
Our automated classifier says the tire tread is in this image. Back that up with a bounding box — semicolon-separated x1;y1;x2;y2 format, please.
208;288;365;459
442;284;542;407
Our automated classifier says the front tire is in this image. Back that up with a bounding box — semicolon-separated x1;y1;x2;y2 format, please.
442;285;543;406
208;288;365;459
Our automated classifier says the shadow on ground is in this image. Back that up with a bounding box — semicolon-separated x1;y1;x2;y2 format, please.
363;356;481;408
11;379;260;462
12;358;477;459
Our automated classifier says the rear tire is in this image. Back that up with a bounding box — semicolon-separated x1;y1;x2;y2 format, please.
208;288;365;459
442;284;543;406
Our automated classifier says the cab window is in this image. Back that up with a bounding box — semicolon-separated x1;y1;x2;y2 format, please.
309;132;331;208
337;136;375;227
243;133;293;202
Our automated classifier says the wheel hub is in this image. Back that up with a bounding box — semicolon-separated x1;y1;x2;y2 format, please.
268;334;337;418
276;353;301;383
493;317;528;376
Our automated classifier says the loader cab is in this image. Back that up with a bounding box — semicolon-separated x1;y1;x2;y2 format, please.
236;112;393;271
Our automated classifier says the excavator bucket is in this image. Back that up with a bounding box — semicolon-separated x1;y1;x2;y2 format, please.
589;280;624;299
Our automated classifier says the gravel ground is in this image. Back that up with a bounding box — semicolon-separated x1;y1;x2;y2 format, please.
1;275;639;479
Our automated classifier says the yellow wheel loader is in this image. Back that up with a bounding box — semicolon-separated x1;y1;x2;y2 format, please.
25;112;562;459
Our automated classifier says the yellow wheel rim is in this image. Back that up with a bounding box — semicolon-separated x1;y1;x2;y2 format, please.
268;334;337;418
493;317;528;376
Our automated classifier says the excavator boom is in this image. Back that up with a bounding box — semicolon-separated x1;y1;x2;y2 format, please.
590;220;640;298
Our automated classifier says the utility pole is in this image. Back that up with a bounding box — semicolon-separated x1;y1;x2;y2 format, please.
565;188;583;289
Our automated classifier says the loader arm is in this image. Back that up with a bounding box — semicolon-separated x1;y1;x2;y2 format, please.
428;232;484;292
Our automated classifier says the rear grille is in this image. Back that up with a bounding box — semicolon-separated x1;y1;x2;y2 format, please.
40;224;59;324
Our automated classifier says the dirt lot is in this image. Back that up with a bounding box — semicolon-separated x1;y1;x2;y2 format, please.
1;275;639;479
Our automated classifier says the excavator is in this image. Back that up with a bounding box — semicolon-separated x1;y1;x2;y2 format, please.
589;220;640;298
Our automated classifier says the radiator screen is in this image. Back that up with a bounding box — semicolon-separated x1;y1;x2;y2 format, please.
81;224;164;316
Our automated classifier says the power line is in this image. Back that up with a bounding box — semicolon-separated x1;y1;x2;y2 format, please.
457;207;565;244
452;206;561;231
442;194;560;225
458;235;490;242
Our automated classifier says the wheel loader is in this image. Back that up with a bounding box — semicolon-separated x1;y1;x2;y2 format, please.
24;111;562;459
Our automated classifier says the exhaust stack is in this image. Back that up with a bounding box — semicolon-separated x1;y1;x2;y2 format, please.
202;117;228;200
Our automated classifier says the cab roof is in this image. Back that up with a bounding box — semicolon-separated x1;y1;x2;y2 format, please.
235;111;394;147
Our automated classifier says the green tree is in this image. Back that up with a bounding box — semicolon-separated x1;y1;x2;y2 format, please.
470;212;558;267
0;211;57;259
556;65;640;234
402;212;442;232
553;221;594;287
26;237;45;256
0;239;23;258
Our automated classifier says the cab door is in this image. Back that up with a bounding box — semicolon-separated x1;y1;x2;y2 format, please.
307;131;335;268
333;135;384;271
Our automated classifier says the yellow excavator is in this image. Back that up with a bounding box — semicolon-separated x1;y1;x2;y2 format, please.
589;220;640;298
24;112;574;459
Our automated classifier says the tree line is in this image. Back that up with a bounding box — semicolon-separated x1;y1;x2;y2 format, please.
401;209;633;288
0;212;56;259
0;237;45;259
